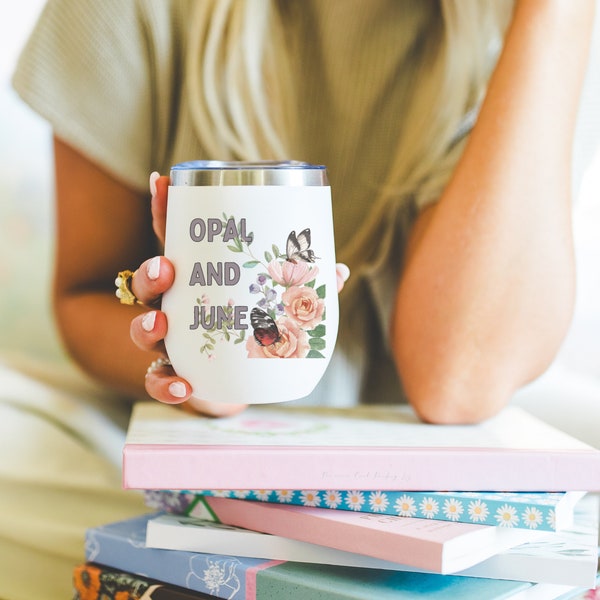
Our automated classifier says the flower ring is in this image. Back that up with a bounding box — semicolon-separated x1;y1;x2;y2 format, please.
115;270;143;305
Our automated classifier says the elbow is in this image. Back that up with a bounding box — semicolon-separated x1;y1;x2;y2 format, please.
404;378;512;425
403;372;514;425
393;341;528;425
395;345;560;425
391;299;575;426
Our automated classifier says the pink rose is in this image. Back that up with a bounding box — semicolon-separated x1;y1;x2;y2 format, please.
282;285;325;330
246;317;310;358
267;260;318;287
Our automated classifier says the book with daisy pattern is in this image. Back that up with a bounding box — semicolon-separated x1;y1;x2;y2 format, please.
144;489;585;532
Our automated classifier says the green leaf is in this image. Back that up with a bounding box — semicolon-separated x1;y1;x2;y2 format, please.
264;251;273;263
272;244;281;258
227;244;242;253
307;349;325;358
243;260;260;268
309;337;326;351
305;279;316;288
234;337;244;344
316;284;326;299
308;324;326;337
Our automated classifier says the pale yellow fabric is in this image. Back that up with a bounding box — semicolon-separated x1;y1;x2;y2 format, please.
0;362;148;599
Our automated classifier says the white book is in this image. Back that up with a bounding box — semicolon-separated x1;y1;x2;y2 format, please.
146;511;544;575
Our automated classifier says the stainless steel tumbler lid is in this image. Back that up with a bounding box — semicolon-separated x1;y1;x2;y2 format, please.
170;160;328;186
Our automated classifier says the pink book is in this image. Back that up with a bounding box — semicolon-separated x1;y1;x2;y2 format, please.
181;496;543;574
122;402;600;492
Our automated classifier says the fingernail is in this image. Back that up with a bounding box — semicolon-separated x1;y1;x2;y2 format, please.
141;311;156;332
147;256;161;280
168;381;187;398
149;171;160;197
336;263;350;282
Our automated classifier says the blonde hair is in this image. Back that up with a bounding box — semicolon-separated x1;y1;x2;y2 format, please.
186;0;514;262
186;0;295;160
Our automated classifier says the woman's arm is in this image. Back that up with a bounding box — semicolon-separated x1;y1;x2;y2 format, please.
392;0;596;423
54;137;248;417
53;137;161;397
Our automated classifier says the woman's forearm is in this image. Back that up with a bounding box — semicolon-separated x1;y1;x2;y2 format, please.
52;136;160;400
392;0;595;423
54;290;158;399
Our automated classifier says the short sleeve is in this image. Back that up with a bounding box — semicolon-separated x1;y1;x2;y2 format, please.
12;0;155;191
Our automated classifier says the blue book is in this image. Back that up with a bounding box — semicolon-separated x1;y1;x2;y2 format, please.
86;513;577;599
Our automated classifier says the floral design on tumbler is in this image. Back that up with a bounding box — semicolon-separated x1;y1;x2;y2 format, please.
198;216;327;359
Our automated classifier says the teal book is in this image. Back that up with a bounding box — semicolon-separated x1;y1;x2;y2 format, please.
145;489;584;532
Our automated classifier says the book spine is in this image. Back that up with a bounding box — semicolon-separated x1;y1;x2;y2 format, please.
73;563;215;599
144;489;567;532
123;444;600;492
85;521;270;599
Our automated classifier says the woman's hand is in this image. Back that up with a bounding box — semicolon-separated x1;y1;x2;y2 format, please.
129;173;247;417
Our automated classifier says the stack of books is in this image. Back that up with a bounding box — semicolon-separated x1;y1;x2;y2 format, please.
73;402;600;599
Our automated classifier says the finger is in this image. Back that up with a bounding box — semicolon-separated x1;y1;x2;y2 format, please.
150;173;170;246
336;262;350;292
129;256;174;307
146;364;248;417
145;367;193;405
130;309;168;354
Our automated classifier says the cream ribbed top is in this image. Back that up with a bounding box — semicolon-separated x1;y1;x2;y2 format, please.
12;0;465;406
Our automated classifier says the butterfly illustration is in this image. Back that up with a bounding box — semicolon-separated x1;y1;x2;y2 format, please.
250;307;281;347
286;228;318;263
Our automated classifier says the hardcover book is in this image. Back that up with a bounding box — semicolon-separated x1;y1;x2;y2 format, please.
122;403;600;491
85;513;577;600
144;489;585;532
73;563;214;599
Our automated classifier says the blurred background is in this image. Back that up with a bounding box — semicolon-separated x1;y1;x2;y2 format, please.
1;1;599;442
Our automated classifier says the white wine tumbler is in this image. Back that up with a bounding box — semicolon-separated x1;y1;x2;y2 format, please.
161;161;339;404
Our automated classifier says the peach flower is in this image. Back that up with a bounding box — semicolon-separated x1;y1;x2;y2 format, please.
267;259;318;287
246;317;310;358
282;285;325;330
